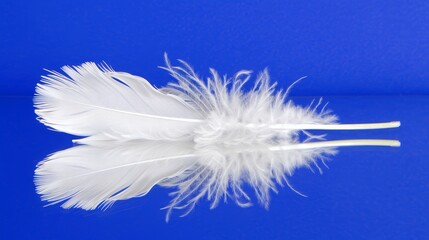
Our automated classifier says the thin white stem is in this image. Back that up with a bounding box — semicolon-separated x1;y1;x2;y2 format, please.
269;139;400;152
267;121;400;130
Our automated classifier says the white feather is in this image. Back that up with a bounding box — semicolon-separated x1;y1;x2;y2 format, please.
34;63;203;142
34;55;400;221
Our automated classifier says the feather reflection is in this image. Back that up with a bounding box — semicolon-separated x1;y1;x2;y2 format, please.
35;140;336;221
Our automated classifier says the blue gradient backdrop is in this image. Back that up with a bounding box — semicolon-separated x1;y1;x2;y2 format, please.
1;1;428;240
1;0;429;96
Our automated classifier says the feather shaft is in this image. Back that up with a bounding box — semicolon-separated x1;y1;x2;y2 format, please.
269;139;400;152
265;121;400;130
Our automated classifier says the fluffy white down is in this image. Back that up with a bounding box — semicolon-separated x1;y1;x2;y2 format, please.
160;56;337;220
34;56;338;221
162;58;337;145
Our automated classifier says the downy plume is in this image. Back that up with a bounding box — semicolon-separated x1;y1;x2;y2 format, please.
34;54;400;221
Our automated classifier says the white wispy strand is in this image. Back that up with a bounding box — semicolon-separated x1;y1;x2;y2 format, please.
34;55;400;221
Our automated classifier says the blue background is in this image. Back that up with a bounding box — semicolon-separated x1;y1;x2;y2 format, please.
1;0;429;96
1;0;428;239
